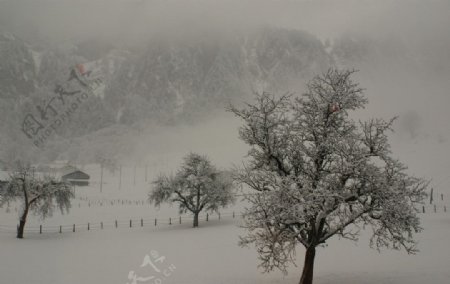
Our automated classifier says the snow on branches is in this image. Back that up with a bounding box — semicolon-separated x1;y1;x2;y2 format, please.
0;165;74;238
148;153;235;227
229;69;428;281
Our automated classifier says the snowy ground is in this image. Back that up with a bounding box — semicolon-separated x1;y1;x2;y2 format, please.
1;166;450;284
1;214;450;284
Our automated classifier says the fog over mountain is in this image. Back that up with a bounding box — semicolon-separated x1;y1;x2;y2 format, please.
0;0;449;192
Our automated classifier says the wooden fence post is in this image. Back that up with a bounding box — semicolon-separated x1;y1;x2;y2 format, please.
88;223;90;231
169;218;172;225
130;220;132;228
206;213;209;222
59;226;62;233
430;188;434;204
101;222;103;229
434;204;437;213
155;218;157;226
115;220;118;228
444;206;447;213
73;224;75;232
100;163;103;193
141;219;143;227
441;193;444;201
39;225;42;234
422;206;425;213
233;211;235;218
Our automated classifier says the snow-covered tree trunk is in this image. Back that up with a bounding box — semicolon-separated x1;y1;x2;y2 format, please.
299;247;316;284
17;203;29;239
193;212;199;228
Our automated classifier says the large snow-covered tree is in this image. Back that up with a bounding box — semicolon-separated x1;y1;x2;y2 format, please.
0;165;74;238
148;153;235;227
229;69;428;284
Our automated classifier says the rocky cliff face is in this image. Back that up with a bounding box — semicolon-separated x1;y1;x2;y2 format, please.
0;26;373;163
101;27;331;125
1;25;332;125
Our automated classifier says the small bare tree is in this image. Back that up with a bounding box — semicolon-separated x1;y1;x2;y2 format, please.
149;153;235;227
0;165;74;238
229;69;428;284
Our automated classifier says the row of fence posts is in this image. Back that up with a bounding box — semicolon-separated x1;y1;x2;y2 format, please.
31;204;450;235
429;188;445;204
77;199;147;208
96;163;165;192
35;212;237;234
425;188;447;213
422;205;447;213
34;204;445;234
21;205;450;235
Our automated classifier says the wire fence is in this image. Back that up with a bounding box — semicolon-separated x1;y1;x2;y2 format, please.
74;197;148;208
71;188;448;209
1;203;449;236
1;187;448;236
0;211;243;235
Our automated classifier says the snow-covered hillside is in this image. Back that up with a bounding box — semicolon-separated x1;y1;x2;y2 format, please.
1;165;450;284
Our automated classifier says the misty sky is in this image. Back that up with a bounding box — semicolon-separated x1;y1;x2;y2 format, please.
1;0;450;43
1;0;450;192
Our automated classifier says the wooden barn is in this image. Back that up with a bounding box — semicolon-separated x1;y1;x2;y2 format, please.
60;167;90;186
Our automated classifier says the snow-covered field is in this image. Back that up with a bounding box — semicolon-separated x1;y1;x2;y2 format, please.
1;166;450;284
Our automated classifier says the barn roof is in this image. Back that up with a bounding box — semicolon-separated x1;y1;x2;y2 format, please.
59;165;80;177
61;169;90;180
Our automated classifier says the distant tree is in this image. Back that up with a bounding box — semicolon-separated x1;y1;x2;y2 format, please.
149;153;235;227
229;69;428;284
0;165;74;238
